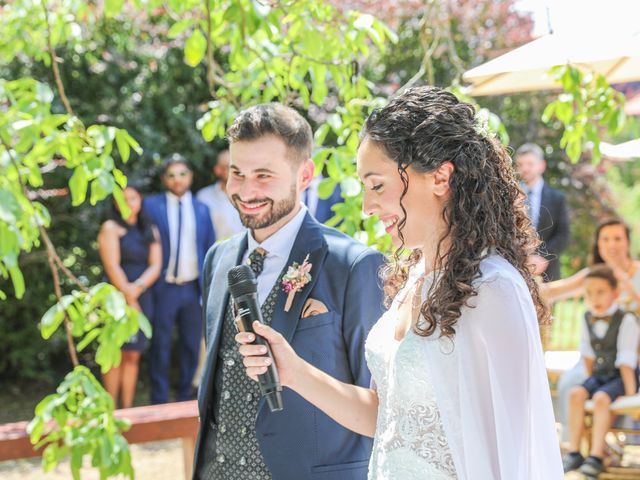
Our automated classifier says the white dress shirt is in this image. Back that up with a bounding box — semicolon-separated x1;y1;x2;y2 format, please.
165;191;199;283
524;178;544;228
580;303;640;369
196;182;243;240
242;205;308;307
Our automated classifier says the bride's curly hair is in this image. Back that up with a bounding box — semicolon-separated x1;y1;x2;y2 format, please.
362;86;550;338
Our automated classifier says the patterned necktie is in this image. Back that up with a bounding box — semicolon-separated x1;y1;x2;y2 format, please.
247;247;267;276
525;188;533;220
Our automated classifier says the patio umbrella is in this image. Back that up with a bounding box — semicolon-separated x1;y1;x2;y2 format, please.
463;31;640;96
600;138;640;160
625;93;640;116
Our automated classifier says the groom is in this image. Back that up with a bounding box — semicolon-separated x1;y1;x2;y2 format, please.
192;103;386;480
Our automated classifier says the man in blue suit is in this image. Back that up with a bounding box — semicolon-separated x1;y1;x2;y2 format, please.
193;104;385;479
144;155;216;404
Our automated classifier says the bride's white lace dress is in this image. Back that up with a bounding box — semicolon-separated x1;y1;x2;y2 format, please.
365;292;457;479
364;256;563;480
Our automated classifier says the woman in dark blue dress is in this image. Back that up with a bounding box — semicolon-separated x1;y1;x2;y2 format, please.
98;184;161;408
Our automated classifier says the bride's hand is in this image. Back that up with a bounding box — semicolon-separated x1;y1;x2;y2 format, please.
236;321;302;388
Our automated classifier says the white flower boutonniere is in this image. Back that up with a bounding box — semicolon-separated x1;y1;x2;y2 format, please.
281;254;312;312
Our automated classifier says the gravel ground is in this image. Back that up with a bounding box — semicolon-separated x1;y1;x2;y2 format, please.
0;439;185;480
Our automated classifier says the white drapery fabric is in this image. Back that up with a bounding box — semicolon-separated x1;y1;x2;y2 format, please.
420;255;563;479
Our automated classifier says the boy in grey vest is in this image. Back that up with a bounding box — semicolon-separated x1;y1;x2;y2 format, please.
563;265;640;476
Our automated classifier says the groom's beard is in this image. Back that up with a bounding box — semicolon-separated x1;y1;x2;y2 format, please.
232;184;297;230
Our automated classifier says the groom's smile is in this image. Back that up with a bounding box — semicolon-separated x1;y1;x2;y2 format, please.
235;198;272;214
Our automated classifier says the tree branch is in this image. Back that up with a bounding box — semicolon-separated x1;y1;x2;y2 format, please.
2;137;79;366
204;0;215;95
40;0;74;116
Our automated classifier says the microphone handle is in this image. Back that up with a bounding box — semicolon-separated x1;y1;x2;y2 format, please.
234;292;283;412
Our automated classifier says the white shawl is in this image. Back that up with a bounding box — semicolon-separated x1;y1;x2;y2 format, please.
420;255;563;479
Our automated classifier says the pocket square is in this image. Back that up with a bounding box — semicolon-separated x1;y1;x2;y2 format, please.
301;298;329;318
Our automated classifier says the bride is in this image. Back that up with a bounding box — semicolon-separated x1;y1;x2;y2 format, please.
237;86;563;479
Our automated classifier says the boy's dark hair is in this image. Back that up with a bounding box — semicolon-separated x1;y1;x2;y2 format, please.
161;153;191;175
585;264;618;289
226;103;313;163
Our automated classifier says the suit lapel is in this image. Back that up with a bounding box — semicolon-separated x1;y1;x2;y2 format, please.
206;234;247;342
157;193;170;239
200;233;247;416
192;196;203;250
270;214;328;344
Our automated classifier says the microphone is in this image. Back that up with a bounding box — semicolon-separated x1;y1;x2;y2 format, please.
227;265;283;412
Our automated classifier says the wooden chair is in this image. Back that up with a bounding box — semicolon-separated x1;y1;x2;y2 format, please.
583;394;640;478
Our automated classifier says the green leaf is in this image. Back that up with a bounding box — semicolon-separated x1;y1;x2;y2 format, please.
317;178;337;199
112;168;127;189
312;148;332;176
90;175;115;205
104;0;124;16
168;19;192;38
0;190;20;223
112;185;130;219
41;296;72;339
134;311;152;338
340;176;361;198
104;291;126;319
69;167;88;206
88;283;114;310
184;29;207;67
9;265;25;298
115;130;130;162
77;328;102;352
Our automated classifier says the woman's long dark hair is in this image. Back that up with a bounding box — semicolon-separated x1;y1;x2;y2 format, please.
362;86;549;339
108;184;156;245
591;218;631;265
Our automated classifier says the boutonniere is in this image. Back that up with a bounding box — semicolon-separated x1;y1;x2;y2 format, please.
281;254;312;312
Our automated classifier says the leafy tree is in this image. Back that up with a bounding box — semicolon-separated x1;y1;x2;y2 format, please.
1;0;393;476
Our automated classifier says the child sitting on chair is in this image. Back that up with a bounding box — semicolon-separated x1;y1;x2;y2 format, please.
562;265;640;476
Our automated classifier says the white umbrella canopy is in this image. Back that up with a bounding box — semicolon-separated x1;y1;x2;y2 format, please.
600;139;640;160
463;31;640;96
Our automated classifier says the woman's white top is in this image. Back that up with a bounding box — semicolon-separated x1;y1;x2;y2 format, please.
365;254;563;480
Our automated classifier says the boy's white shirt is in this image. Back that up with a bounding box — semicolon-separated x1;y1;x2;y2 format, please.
580;302;640;369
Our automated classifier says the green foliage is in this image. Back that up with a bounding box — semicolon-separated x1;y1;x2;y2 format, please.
542;65;626;163
41;283;151;373
1;2;396;478
0;77;140;298
449;85;510;145
164;0;397;251
27;365;133;480
0;0;93;67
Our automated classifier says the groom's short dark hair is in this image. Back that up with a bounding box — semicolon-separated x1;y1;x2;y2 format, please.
226;103;313;163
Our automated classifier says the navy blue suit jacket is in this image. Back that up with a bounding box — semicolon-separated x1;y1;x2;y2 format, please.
537;184;570;282
314;184;342;224
194;213;386;479
143;193;216;290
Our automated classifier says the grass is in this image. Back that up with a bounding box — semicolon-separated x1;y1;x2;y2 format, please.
546;298;585;351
